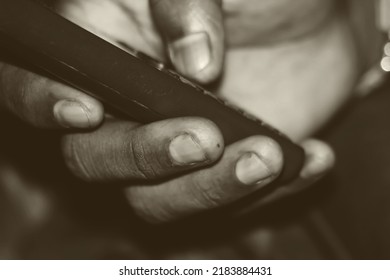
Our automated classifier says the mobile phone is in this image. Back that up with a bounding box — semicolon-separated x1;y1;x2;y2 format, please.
0;0;305;183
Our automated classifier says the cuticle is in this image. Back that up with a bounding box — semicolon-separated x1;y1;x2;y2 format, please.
168;132;208;166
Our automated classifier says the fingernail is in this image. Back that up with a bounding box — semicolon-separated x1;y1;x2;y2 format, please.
235;153;273;186
169;32;211;77
54;100;91;128
169;134;207;165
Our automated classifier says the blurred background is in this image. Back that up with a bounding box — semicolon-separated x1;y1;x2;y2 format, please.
1;0;390;260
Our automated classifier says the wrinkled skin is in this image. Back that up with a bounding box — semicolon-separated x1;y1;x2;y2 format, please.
0;0;380;226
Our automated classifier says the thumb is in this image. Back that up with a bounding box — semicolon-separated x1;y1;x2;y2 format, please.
150;0;225;84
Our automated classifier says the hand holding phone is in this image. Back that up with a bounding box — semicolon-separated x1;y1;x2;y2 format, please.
0;0;304;184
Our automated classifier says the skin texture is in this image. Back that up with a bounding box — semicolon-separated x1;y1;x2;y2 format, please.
59;0;381;139
3;0;379;223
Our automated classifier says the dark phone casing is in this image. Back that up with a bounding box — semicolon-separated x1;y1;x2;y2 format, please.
0;0;305;183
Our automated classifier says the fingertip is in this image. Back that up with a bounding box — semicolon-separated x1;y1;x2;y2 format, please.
53;98;104;129
80;97;105;127
300;139;335;179
168;31;224;84
234;136;284;187
49;81;104;129
151;0;224;83
192;54;224;84
184;117;225;162
167;117;224;167
247;136;284;177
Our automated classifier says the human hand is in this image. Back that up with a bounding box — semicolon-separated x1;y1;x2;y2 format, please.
151;0;382;140
58;0;382;140
61;117;333;223
38;0;334;223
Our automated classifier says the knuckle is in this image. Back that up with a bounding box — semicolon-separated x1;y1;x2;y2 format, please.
61;135;95;182
125;187;172;224
190;176;227;209
16;73;35;119
7;68;32;115
126;132;160;180
0;65;23;113
1;65;48;126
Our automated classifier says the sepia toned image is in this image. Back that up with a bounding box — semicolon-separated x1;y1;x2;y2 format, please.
0;0;388;260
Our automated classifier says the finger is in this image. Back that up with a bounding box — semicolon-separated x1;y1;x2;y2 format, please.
0;62;104;129
269;139;335;199
298;139;335;184
126;136;283;223
150;0;224;83
62;117;224;182
236;139;335;213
